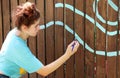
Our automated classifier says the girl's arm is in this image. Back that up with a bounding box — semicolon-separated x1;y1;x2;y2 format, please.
36;40;79;77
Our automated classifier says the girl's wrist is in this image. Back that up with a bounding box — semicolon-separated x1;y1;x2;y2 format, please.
64;51;71;59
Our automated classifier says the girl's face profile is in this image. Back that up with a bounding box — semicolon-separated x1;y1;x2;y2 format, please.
25;19;40;37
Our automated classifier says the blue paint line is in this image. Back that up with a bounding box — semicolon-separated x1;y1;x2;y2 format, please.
93;0;118;26
108;0;118;11
55;3;119;36
39;21;120;57
39;1;119;57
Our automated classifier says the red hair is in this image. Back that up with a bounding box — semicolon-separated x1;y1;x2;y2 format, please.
12;2;40;30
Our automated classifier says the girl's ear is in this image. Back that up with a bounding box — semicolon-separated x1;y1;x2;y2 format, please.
21;25;28;31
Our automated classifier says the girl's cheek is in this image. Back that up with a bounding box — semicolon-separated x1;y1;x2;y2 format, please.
37;26;40;31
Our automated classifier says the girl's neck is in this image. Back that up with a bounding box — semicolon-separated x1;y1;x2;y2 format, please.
16;29;29;40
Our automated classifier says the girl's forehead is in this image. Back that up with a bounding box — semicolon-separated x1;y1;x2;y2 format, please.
31;20;40;27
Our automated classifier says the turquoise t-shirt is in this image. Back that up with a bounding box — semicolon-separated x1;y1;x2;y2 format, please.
0;28;44;78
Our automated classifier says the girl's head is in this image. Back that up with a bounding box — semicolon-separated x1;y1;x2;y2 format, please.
12;2;40;30
12;2;40;37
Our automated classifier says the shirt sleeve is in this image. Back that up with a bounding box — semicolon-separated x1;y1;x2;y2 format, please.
6;40;44;73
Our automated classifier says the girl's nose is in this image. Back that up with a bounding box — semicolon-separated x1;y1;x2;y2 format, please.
37;25;40;31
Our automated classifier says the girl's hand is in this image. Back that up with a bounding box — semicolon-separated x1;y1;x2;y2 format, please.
65;40;80;57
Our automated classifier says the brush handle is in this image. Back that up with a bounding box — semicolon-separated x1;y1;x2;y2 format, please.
71;42;76;51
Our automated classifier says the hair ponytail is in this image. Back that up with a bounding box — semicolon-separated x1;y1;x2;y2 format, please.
12;2;40;30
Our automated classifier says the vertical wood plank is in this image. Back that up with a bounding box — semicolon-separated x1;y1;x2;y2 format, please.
27;0;35;3
65;0;75;78
96;0;107;78
1;0;120;78
10;0;18;28
54;0;64;78
74;0;85;78
107;0;118;78
85;0;95;78
2;0;11;39
45;0;55;78
36;0;46;78
117;1;120;78
18;0;26;5
0;0;3;48
118;1;120;77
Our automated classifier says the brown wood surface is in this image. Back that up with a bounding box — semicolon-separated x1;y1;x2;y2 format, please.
74;0;85;78
107;0;118;78
0;0;119;78
54;0;64;78
85;0;95;78
65;0;75;78
0;0;3;47
118;0;120;77
10;0;17;28
36;0;45;78
96;0;107;78
2;0;10;39
118;1;120;77
45;0;55;78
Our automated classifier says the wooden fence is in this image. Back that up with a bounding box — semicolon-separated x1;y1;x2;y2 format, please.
0;0;120;78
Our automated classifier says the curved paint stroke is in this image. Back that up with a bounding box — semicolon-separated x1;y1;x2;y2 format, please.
93;0;118;26
55;3;119;36
39;21;120;57
108;0;118;11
